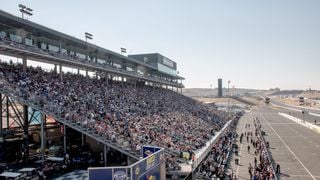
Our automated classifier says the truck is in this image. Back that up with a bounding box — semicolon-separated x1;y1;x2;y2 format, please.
265;97;270;104
299;97;304;105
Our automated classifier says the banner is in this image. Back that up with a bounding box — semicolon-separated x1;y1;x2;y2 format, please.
142;146;161;158
89;146;163;180
88;168;112;180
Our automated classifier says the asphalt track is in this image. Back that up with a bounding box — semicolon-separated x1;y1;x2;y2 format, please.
271;99;320;114
253;105;320;180
269;104;320;127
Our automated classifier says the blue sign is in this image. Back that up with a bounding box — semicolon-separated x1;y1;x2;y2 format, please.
89;146;163;180
113;168;128;180
88;168;112;180
142;146;161;158
132;147;163;180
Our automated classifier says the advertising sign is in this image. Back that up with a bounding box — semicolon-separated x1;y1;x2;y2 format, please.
142;146;161;158
88;168;112;180
89;146;164;180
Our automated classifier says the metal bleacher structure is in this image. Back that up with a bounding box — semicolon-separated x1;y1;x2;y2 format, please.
0;9;185;167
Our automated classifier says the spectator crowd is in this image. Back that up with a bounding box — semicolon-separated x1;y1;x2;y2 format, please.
197;116;241;179
0;61;232;170
247;117;275;180
237;117;276;180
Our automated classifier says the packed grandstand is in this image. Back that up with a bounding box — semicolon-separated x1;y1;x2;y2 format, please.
0;59;242;173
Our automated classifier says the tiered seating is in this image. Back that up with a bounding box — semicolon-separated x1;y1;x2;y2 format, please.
0;61;231;170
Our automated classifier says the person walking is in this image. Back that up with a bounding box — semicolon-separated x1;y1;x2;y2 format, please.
248;163;253;179
276;164;281;174
254;157;257;167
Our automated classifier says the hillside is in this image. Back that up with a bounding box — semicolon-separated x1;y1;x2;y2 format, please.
182;88;259;98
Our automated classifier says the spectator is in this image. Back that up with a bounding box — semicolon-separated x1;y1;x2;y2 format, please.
0;61;233;171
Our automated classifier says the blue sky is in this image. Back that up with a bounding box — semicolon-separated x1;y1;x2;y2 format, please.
1;0;320;90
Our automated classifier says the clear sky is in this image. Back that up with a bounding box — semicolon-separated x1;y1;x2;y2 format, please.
1;0;320;90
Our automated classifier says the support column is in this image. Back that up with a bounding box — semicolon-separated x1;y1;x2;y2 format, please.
0;94;3;160
159;153;166;180
134;79;136;89
54;64;57;73
40;113;46;163
6;97;9;130
59;64;63;81
22;57;29;162
127;156;130;166
22;57;27;73
106;74;109;86
23;104;29;162
63;124;67;154
0;94;3;138
86;69;89;77
104;145;107;166
82;133;85;146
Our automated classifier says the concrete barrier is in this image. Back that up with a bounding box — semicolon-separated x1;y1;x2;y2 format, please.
278;113;320;134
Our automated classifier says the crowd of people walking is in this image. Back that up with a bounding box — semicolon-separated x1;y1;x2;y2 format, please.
246;117;276;180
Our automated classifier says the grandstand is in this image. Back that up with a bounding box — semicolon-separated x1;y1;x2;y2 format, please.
0;9;241;179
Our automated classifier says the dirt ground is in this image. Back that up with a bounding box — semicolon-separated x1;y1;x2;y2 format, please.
274;97;320;109
194;97;245;105
241;96;262;105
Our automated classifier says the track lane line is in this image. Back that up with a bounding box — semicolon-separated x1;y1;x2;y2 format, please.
260;113;316;180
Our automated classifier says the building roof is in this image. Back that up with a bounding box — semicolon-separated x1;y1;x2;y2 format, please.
0;10;184;80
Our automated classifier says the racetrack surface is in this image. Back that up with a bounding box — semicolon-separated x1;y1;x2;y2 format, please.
253;105;320;180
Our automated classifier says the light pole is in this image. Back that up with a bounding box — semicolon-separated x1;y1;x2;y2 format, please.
19;4;33;19
85;32;93;60
228;80;231;118
210;84;212;98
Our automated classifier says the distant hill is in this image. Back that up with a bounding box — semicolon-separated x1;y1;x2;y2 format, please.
182;88;259;98
270;90;304;96
270;90;320;100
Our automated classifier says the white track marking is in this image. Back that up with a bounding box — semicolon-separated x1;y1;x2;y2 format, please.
310;112;320;117
260;114;316;180
271;102;320;117
278;113;320;134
